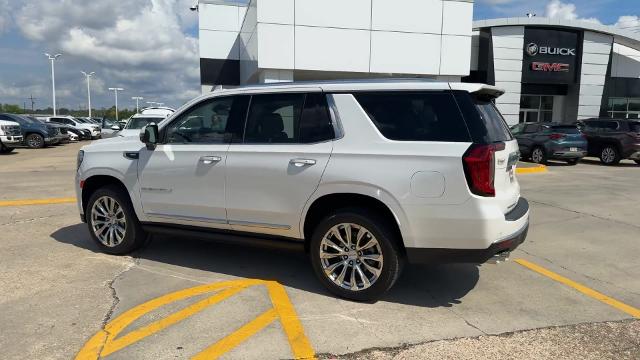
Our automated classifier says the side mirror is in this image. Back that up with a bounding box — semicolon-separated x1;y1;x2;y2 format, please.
111;125;121;131
140;123;159;150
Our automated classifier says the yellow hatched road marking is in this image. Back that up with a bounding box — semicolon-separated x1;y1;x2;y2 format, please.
515;259;640;319
0;197;76;207
75;279;316;360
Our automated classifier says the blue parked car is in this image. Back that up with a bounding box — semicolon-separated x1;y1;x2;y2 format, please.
0;113;60;149
510;122;588;165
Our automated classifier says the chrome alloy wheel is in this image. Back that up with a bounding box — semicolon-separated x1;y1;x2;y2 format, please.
532;148;544;163
601;147;616;164
27;134;43;148
91;196;127;247
319;223;383;291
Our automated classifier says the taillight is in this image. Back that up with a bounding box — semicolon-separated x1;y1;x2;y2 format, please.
463;143;501;197
549;133;565;140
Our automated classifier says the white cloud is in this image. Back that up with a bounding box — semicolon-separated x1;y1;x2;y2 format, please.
544;0;601;24
615;16;640;32
0;0;15;34
8;0;200;109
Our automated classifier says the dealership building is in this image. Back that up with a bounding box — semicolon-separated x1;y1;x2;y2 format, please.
197;1;640;125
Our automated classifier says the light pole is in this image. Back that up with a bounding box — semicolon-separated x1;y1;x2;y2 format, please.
108;87;124;122
132;97;144;113
81;71;95;118
45;53;62;116
146;101;157;107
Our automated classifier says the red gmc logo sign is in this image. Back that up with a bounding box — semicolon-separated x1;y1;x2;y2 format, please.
531;62;570;72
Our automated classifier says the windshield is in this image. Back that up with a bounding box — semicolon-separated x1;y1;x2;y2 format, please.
75;118;89;123
125;117;163;129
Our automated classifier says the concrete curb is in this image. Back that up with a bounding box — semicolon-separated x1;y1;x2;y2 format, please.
516;165;548;174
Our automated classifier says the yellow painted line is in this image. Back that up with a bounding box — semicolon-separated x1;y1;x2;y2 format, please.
102;286;246;356
192;308;278;360
267;281;317;360
0;197;76;207
75;279;316;360
515;259;640;319
516;165;548;174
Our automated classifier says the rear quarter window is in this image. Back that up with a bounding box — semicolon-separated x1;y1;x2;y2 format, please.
354;91;471;142
452;92;513;144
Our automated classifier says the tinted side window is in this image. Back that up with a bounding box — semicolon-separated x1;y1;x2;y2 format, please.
244;94;305;143
354;92;471;142
165;96;248;144
452;91;513;143
300;93;334;143
524;124;539;133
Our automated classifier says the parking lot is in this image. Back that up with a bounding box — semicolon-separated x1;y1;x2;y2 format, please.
1;143;639;359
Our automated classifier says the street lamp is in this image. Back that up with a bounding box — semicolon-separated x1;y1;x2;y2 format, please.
44;53;62;116
81;71;95;118
132;97;144;113
108;87;125;122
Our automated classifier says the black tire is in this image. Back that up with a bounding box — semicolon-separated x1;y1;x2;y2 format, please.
86;185;146;255
599;145;621;165
25;133;45;149
0;143;14;153
530;146;547;164
309;208;405;302
567;159;579;165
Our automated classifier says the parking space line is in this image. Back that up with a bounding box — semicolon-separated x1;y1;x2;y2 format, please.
192;308;278;359
75;279;316;360
515;259;640;319
0;197;76;207
516;165;548;174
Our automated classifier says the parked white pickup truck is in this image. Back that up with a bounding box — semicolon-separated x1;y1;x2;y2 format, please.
0;119;23;153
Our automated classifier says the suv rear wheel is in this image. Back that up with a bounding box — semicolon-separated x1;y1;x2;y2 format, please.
0;143;14;153
87;185;146;255
600;145;621;165
309;208;404;301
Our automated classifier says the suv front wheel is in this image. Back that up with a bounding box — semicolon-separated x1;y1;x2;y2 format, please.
87;185;146;255
309;208;404;302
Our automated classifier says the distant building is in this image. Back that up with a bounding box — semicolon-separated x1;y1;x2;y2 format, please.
196;2;640;125
471;18;640;124
197;0;473;88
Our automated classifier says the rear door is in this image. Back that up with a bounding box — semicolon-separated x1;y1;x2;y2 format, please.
225;90;335;238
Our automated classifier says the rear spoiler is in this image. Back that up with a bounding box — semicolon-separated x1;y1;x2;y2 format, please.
449;83;505;100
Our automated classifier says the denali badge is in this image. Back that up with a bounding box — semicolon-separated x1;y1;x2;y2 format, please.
531;62;570;72
526;43;576;56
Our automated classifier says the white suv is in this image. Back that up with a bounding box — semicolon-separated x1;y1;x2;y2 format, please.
43;116;101;139
76;80;529;301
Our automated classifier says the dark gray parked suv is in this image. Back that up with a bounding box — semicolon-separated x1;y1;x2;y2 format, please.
510;122;588;165
577;119;640;165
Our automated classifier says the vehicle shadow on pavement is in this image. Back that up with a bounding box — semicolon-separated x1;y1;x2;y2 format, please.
579;158;639;167
51;224;480;307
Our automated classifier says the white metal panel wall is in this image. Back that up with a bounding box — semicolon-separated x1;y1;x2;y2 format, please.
577;31;613;120
491;26;525;125
199;3;244;60
611;42;640;79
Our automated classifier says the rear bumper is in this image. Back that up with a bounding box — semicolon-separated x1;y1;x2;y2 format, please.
406;197;529;264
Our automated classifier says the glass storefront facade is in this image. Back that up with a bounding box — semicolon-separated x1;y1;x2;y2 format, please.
519;95;554;123
605;97;640;119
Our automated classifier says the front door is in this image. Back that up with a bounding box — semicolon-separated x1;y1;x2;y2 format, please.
225;92;335;238
138;95;248;228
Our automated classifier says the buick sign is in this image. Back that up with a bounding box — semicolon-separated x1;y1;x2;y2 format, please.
526;42;576;57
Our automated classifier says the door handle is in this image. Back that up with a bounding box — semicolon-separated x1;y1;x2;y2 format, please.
290;158;316;167
199;155;222;165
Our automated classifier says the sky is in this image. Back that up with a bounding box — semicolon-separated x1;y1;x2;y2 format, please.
0;0;638;111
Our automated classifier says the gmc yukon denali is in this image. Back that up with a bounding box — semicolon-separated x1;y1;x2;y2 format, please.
76;80;529;301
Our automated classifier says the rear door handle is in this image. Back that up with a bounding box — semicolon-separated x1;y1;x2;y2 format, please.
200;155;222;164
290;158;316;167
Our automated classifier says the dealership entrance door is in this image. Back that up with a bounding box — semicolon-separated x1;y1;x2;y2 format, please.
519;95;555;123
